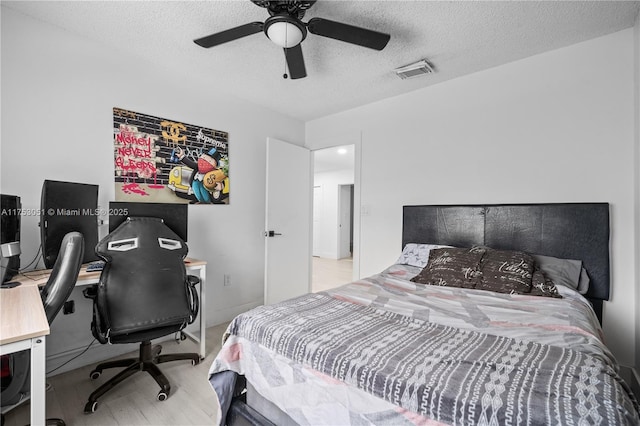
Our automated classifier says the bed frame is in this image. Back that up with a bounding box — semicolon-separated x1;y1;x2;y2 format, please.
227;202;611;425
402;203;610;323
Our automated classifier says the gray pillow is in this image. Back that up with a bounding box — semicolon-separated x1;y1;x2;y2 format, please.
577;267;590;294
532;254;590;294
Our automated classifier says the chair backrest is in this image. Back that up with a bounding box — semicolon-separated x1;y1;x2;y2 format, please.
94;217;193;342
40;232;85;324
1;231;84;407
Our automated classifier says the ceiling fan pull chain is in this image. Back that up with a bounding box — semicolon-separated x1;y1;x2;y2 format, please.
283;55;288;79
283;24;288;79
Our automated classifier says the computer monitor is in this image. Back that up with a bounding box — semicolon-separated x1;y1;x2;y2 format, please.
40;180;100;268
109;202;188;242
1;194;21;281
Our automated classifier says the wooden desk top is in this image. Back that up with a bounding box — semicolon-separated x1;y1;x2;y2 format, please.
12;257;206;288
0;285;50;345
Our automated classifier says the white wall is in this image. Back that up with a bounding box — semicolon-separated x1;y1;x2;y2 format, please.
307;29;637;366
0;7;304;371
634;12;640;370
313;169;354;259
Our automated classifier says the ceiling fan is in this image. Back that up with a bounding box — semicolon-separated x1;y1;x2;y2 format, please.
194;0;391;80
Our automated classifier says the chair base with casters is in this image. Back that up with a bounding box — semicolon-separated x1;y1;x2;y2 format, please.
84;340;200;413
83;217;201;414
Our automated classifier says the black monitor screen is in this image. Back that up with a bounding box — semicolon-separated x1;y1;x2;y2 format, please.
40;180;99;268
1;194;21;245
109;202;188;242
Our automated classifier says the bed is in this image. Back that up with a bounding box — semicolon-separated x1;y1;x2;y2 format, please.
208;203;640;425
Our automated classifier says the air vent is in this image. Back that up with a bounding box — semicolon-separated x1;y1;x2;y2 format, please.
394;59;434;80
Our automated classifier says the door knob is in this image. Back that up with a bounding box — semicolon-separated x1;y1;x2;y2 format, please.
264;230;282;237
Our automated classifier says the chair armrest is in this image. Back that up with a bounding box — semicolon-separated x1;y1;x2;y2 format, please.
82;285;109;344
185;275;200;324
187;274;200;287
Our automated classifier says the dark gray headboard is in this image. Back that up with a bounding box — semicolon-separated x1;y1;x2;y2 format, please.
402;203;610;323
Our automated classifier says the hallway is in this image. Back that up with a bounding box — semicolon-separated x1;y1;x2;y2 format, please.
311;257;353;292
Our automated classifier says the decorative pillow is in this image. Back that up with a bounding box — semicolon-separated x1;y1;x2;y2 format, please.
530;269;562;298
410;247;484;289
475;248;534;295
396;243;451;268
532;254;589;294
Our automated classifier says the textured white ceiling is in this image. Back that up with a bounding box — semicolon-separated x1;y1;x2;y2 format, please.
4;1;640;121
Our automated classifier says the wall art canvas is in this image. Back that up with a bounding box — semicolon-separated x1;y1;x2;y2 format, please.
113;107;229;204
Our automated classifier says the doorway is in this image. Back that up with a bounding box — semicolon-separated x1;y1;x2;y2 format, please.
311;144;355;292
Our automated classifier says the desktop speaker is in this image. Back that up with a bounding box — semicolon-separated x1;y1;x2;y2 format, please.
1;194;21;281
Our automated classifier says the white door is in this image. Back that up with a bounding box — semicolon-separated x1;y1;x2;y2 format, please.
312;186;321;256
264;138;312;305
338;184;352;259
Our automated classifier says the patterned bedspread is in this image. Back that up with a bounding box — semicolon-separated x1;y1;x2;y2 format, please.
209;264;640;425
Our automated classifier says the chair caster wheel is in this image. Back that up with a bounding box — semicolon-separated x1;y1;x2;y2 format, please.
191;359;199;366
157;391;169;401
84;401;98;413
89;370;101;380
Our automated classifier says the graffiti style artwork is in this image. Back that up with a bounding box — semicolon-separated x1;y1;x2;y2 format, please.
113;108;229;204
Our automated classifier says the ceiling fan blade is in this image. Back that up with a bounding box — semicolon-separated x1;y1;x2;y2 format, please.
307;17;390;51
194;22;264;48
284;45;307;79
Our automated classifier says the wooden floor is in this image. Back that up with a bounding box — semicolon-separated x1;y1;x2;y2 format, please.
311;256;353;292
2;323;229;426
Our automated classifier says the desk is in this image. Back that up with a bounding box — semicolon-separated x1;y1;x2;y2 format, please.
0;285;49;425
16;257;208;359
2;258;206;424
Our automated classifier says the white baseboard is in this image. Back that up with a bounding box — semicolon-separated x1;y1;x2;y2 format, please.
47;340;140;376
208;299;263;326
313;252;339;259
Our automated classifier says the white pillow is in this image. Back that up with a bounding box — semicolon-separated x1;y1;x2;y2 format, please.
396;243;451;268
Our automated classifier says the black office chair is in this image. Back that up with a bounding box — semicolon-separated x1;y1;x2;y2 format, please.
1;232;85;426
83;217;200;414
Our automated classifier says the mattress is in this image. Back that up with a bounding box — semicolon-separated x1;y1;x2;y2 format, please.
209;263;640;425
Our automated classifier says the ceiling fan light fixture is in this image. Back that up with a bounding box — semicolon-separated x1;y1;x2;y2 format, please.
195;1;391;79
265;15;307;48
